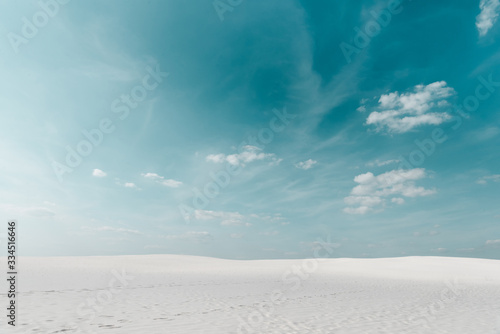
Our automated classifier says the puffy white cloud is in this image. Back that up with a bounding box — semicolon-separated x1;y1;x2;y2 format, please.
206;145;280;166
295;159;317;170
92;169;107;177
142;172;182;188
124;182;137;189
365;81;455;133
476;0;500;36
476;174;500;184
344;168;435;214
486;239;500;245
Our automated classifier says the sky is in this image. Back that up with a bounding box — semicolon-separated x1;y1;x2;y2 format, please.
0;0;499;259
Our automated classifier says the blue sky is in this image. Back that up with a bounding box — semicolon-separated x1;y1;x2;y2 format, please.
0;0;499;259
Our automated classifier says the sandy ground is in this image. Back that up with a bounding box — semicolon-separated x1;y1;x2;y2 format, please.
0;255;499;333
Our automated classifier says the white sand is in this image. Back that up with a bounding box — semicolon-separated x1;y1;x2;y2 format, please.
1;255;499;333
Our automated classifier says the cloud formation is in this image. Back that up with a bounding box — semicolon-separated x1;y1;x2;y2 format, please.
164;231;213;243
476;0;500;36
194;209;251;226
366;159;400;167
92;169;107;177
142;172;182;188
206;145;280;166
476;174;500;184
364;81;455;133
295;159;317;170
83;226;142;234
344;168;435;214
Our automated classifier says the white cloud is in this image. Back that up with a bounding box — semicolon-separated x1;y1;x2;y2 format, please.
83;226;142;234
230;233;243;239
343;206;371;215
259;231;279;236
391;197;405;205
476;174;500;184
344;168;435;214
164;231;213;243
192;210;290;227
476;0;500;36
194;209;251;226
142;172;182;188
365;81;455;133
486;239;500;245
295;159;318;170
344;196;383;207
195;209;244;221
206;145;280;166
206;154;225;163
366;159;400;167
92;169;107;177
25;207;56;217
114;178;141;190
0;204;55;218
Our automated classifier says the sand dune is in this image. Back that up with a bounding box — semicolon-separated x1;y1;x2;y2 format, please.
1;255;499;333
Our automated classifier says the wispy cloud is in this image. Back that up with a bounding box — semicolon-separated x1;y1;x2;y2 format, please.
366;159;400;167
364;81;455;133
259;230;279;236
476;0;500;36
142;172;182;188
83;226;142;234
0;204;55;218
194;209;251;226
191;209;290;227
206;145;280;166
344;168;435;214
476;174;500;184
163;231;213;243
295;159;317;170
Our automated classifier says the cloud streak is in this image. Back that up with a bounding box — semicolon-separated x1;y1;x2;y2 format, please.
142;172;182;188
206;145;280;166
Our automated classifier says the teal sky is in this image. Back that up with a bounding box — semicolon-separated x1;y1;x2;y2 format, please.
0;0;499;259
